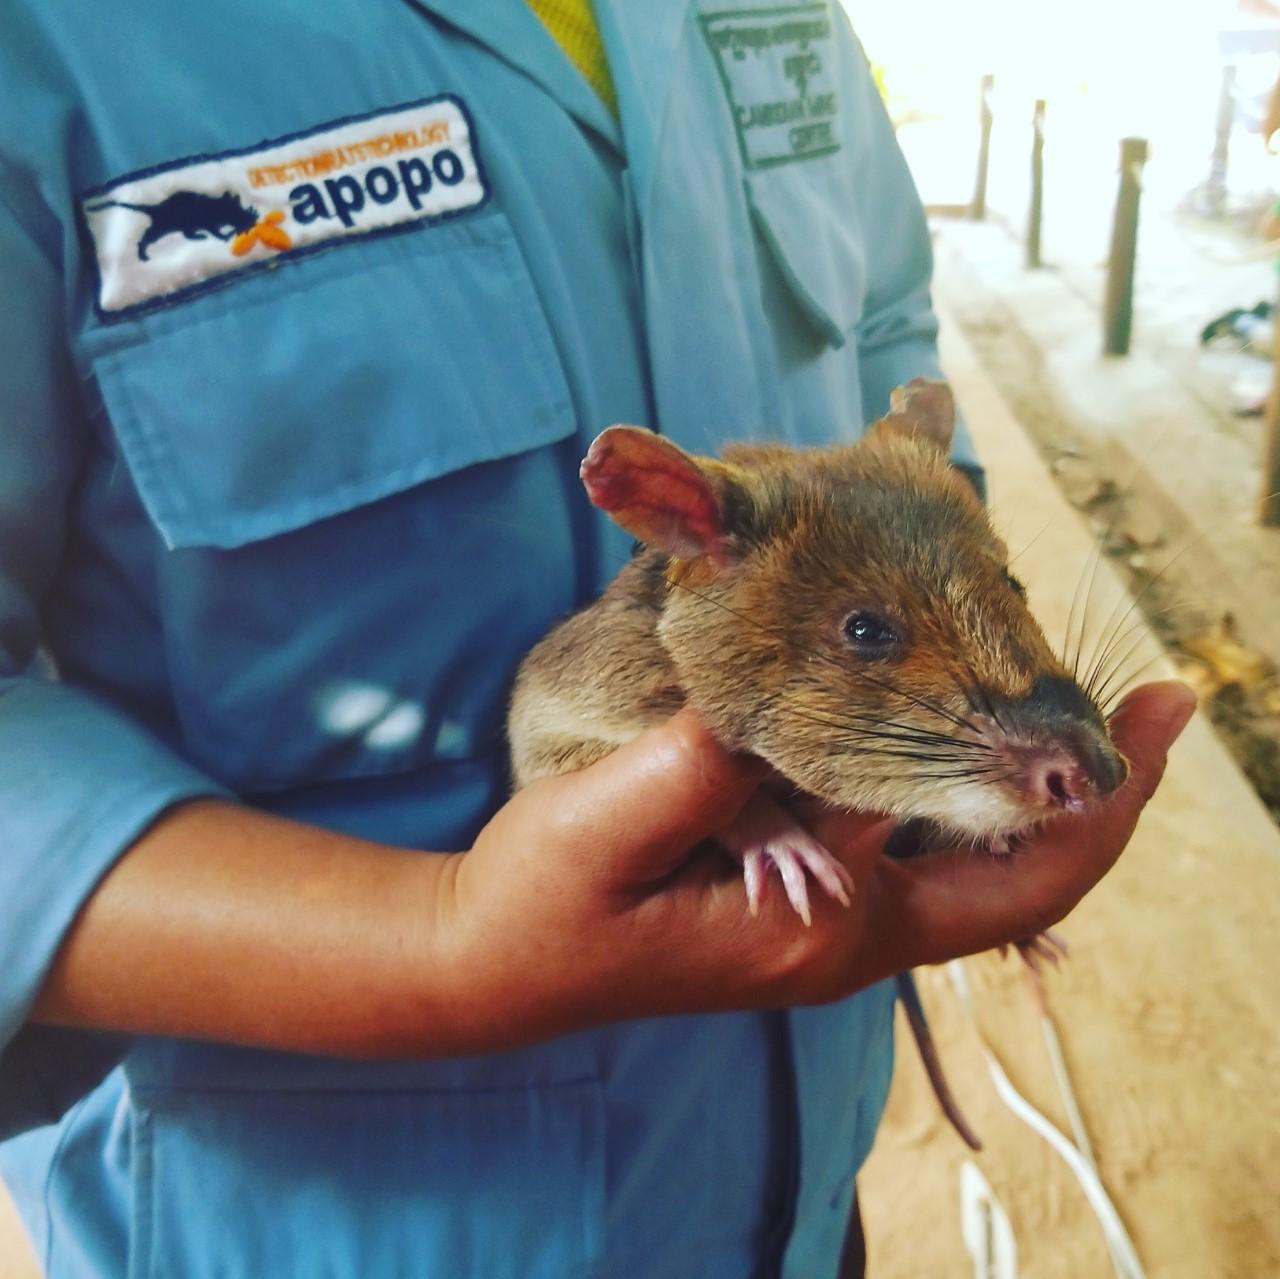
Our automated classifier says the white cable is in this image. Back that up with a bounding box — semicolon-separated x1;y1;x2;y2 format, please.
947;960;1148;1279
960;1160;1018;1279
1040;1007;1097;1171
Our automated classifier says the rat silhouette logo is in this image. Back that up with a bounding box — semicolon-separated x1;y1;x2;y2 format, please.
82;94;488;320
85;190;260;261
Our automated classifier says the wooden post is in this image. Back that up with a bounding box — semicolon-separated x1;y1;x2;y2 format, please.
1102;136;1148;356
971;74;994;220
1027;98;1045;268
1262;303;1280;524
1205;63;1236;215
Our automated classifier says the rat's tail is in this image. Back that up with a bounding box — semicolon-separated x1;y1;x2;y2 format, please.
894;971;983;1152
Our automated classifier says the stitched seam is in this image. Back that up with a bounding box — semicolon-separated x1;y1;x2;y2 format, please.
41;1094;92;1276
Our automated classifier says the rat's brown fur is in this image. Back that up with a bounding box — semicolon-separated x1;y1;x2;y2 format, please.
510;397;1114;840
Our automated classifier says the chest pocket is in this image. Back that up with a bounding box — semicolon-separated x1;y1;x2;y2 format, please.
123;1079;605;1279
89;213;580;793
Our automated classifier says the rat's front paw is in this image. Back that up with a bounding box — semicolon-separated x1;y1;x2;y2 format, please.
717;793;853;925
998;929;1069;972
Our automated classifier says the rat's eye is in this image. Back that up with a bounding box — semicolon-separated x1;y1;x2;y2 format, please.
843;611;902;656
1003;568;1027;597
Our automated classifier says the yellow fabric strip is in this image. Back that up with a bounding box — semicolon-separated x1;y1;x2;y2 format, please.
526;0;618;116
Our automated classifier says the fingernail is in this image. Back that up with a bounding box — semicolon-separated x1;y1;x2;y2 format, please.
1160;683;1197;740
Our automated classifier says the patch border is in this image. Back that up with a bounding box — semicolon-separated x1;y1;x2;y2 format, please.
79;91;492;323
699;3;841;172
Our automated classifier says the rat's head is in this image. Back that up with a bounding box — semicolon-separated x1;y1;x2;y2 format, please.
582;379;1127;841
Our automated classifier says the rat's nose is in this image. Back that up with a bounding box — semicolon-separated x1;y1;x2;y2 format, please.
1074;735;1127;797
1026;743;1125;811
991;675;1128;809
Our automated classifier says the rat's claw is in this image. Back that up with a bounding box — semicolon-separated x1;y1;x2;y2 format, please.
772;850;813;926
1006;930;1070;971
718;793;851;925
1040;929;1069;958
792;835;854;906
743;850;766;918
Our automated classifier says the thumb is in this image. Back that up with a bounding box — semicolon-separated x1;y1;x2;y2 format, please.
542;708;766;884
994;677;1198;925
1107;678;1198;807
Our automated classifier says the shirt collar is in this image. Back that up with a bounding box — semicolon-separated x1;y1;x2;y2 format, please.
402;0;624;155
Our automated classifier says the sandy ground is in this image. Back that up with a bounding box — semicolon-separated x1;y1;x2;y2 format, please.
859;319;1280;1277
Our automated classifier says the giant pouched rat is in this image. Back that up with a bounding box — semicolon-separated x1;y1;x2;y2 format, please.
507;378;1127;1148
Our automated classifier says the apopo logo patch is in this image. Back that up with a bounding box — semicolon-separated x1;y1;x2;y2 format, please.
82;94;489;319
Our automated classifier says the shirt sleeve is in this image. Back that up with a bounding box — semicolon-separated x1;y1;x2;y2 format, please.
0;187;228;1138
840;26;984;491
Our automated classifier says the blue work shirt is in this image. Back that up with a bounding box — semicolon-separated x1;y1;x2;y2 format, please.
0;2;979;1275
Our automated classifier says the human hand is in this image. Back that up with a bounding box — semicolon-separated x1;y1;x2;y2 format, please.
778;679;1196;993
440;681;1194;1047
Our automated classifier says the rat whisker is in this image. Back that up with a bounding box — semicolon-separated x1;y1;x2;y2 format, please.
837;754;1012;782
847;666;983;736
1004;514;1056;568
771;717;998;773
782;692;976;740
844;730;994;756
1081;598;1183;701
779;699;996;754
850;766;1014;786
1098;651;1173;716
1060;434;1168;678
952;653;1012;737
1075;506;1232;702
1063;539;1105;680
828;710;994;750
1094;643;1169;714
1083;618;1164;704
846;745;1002;765
1068;537;1109;683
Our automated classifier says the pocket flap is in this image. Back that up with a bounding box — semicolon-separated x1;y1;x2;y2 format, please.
93;215;573;549
745;168;866;351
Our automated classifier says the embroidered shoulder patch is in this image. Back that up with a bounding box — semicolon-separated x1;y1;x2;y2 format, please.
700;4;840;169
82;94;489;319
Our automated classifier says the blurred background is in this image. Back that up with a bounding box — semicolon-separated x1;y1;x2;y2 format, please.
843;0;1280;813
839;2;1280;1275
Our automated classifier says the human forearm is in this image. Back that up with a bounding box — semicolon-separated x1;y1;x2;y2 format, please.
30;687;1194;1062
31;798;471;1058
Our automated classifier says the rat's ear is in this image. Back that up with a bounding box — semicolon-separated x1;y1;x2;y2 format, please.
870;378;955;455
580;426;740;564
